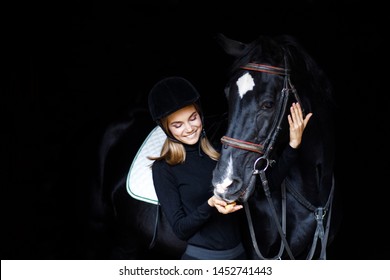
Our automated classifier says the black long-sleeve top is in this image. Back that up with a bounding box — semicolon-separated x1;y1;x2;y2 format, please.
151;141;298;251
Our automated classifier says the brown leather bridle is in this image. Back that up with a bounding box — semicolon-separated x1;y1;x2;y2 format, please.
221;60;303;163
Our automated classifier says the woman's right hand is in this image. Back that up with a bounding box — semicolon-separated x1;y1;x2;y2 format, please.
208;196;243;214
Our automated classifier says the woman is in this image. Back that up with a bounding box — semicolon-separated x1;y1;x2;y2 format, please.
147;76;311;259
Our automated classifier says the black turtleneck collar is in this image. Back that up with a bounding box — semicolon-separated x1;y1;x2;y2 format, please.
183;139;204;157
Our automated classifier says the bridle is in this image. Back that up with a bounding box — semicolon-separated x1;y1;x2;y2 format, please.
222;59;303;158
221;59;334;260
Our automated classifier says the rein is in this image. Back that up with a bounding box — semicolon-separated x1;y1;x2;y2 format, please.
222;61;332;260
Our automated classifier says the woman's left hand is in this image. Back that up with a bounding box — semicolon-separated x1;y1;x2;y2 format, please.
288;102;313;149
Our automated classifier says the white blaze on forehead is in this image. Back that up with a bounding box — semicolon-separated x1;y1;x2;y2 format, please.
215;155;234;194
236;72;255;98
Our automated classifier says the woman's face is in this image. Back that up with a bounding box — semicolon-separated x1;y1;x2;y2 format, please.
167;104;202;145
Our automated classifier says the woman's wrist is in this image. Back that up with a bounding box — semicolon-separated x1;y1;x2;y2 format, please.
289;140;300;149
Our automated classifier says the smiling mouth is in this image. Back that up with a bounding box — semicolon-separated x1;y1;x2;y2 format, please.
185;130;197;138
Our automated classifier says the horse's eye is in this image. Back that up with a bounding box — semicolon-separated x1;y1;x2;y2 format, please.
260;101;274;109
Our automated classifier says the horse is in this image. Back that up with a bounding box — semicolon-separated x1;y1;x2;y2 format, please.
211;34;341;260
95;33;341;260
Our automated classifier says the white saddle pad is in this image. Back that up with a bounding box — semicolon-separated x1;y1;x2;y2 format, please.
126;126;166;205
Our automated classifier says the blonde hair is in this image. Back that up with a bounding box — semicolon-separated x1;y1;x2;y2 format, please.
148;105;220;165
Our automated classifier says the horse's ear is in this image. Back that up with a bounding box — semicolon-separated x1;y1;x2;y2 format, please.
214;33;247;58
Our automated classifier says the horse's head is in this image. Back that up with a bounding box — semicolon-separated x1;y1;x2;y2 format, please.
212;34;334;203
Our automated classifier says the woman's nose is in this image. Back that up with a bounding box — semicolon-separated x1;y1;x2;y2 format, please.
184;122;193;131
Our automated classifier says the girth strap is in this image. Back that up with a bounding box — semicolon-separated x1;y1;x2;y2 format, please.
149;203;160;249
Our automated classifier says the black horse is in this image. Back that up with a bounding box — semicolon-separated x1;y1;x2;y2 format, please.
211;34;341;260
95;34;341;260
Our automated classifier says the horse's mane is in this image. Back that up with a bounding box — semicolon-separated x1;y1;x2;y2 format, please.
275;35;335;110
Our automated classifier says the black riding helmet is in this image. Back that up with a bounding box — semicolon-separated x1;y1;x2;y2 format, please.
148;76;204;141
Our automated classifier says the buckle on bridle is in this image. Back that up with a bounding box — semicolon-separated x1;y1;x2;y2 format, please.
254;156;269;172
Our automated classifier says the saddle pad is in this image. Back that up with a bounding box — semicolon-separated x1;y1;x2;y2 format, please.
126;126;166;205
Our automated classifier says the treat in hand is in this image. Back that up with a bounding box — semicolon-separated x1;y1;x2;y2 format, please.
225;201;236;210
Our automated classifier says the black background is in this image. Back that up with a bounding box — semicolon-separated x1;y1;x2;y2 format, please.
4;1;388;260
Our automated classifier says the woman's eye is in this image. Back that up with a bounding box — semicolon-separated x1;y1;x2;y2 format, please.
190;113;199;121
